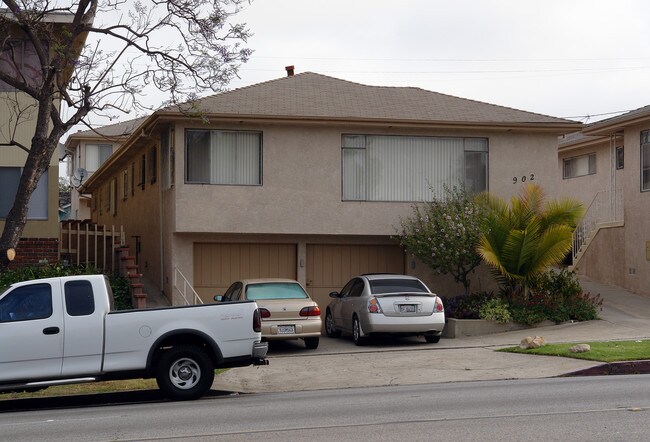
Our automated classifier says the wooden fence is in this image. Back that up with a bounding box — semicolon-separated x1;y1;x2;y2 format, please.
59;221;125;274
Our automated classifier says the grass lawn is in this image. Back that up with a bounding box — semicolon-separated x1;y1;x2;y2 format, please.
499;339;650;362
0;369;228;400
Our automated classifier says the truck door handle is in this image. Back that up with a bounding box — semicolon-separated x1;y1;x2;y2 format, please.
43;327;60;335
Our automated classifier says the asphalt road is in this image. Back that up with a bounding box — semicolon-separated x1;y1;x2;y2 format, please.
1;374;649;441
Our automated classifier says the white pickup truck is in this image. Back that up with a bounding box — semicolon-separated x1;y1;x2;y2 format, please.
0;274;268;400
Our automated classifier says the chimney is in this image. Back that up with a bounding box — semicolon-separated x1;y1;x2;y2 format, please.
285;65;295;77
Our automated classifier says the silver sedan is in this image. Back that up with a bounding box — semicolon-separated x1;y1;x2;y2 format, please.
325;274;445;345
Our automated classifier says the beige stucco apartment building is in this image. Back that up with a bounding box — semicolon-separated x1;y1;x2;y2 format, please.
0;12;86;266
64;117;146;220
559;106;650;296
82;72;582;308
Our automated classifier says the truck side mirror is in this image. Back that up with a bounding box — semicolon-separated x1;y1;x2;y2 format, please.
214;295;223;302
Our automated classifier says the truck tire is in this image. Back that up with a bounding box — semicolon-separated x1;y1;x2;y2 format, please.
155;345;215;401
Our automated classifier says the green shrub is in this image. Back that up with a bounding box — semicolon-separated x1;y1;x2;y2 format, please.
109;273;133;310
479;298;511;323
505;269;601;325
508;304;548;326
442;291;494;319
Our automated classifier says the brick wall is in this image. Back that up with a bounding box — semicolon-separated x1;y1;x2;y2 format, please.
9;237;59;268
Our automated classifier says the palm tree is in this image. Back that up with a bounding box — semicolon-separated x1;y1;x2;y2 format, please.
476;183;584;298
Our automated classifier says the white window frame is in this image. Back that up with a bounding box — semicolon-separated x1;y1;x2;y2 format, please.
641;130;650;192
563;153;596;179
85;144;113;173
341;134;488;202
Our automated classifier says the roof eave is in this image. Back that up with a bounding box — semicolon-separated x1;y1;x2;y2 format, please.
159;111;583;132
583;111;650;136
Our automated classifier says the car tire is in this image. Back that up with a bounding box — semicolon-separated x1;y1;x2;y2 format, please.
304;337;320;349
155;344;214;401
425;334;441;344
325;310;341;338
352;316;367;346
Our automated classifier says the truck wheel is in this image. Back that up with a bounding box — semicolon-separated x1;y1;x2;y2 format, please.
156;345;214;401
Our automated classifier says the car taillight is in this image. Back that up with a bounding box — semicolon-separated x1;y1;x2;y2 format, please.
367;297;383;314
434;297;444;313
259;308;271;318
253;308;262;332
299;306;321;317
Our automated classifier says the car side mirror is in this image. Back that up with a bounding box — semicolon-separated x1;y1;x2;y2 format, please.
213;295;223;302
329;291;340;298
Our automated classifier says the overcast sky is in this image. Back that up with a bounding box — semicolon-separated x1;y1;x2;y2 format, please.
223;0;650;123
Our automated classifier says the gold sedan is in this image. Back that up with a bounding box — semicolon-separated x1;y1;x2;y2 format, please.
216;279;322;349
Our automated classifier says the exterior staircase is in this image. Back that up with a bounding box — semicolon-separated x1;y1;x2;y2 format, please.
571;189;624;269
116;247;148;308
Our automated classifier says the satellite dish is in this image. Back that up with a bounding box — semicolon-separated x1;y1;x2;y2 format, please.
71;168;88;188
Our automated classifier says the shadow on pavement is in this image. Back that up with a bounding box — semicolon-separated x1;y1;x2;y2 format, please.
0;388;234;413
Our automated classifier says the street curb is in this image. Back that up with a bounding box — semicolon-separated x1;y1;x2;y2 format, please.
561;359;650;377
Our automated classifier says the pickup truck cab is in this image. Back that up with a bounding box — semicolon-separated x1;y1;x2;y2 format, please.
0;275;268;400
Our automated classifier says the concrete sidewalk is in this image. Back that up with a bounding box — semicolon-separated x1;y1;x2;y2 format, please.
213;276;650;394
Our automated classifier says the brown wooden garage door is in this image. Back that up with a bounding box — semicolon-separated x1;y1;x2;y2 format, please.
306;244;405;312
193;243;297;302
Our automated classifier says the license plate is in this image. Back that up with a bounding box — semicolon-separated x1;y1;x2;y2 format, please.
399;304;417;313
277;325;295;334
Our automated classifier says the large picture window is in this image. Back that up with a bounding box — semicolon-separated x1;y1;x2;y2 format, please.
342;135;488;202
0;167;48;219
642;130;650;192
563;153;596;179
185;130;261;185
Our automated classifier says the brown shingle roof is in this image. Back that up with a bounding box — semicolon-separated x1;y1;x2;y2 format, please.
583;104;650;135
189;72;578;127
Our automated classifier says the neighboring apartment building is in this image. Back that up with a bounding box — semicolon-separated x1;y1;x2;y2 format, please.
559;105;650;296
81;71;582;308
0;12;86;266
64;117;146;220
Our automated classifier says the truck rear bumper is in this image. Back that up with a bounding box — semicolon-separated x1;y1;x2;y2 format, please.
252;340;269;365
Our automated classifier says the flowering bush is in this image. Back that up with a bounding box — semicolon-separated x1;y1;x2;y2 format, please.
506;269;602;325
396;185;485;294
445;269;602;326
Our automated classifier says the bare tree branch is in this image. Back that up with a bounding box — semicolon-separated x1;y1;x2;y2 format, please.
0;0;253;269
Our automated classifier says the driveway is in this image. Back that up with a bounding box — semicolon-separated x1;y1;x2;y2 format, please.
213;275;650;394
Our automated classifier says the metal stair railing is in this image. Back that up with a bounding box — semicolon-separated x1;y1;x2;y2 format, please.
173;267;204;305
572;189;623;261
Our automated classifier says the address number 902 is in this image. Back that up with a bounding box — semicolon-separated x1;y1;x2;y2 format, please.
513;174;535;184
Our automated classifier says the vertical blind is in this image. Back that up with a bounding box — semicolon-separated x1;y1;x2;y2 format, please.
342;135;487;201
642;130;650;191
186;130;261;185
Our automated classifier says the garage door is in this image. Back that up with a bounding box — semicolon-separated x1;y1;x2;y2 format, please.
306;244;405;312
193;243;297;302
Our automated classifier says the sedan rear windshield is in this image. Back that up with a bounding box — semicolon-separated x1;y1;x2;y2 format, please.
246;283;309;300
369;279;428;294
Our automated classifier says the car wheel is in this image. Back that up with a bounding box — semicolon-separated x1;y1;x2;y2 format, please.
352;316;367;346
425;334;441;344
304;337;320;349
325;310;341;338
155;345;214;401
